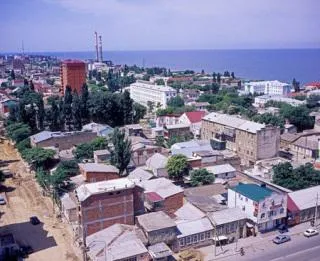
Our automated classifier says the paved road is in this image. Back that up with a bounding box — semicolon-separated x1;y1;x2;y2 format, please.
238;234;320;261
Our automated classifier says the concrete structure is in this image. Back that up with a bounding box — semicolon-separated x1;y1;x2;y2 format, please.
164;124;191;140
130;80;177;109
139;178;184;216
132;142;164;167
287;185;320;226
82;122;113;137
253;95;305;108
201;112;280;165
79;163;119;183
60;59;86;95
145;153;168;178
207;207;248;243
148;242;173;261
244;80;291;96
179;111;206;138
76;178;144;236
176;217;213;250
60;193;78;223
136;211;177;249
93;149;111;163
290;136;320;160
124;124;144;137
30;130;97;151
86;224;149;261
228;183;287;232
205;164;236;180
156;114;181;128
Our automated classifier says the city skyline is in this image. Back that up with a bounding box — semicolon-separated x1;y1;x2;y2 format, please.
1;0;320;52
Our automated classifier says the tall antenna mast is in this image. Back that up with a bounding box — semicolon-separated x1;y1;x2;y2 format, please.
94;32;99;62
99;35;103;62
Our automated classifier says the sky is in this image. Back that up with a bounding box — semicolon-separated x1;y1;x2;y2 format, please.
0;0;320;52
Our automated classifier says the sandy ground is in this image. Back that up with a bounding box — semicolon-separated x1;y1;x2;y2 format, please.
0;139;80;261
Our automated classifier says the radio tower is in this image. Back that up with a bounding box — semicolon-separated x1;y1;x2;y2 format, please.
99;35;103;62
94;32;99;62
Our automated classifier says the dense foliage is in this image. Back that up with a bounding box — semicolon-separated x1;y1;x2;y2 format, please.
190;169;215;186
273;162;320;191
74;137;108;160
21;147;56;169
166;154;190;180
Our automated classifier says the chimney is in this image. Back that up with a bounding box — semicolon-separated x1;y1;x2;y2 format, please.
99;35;103;62
94;32;99;62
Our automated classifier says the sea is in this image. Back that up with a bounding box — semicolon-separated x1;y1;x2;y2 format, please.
18;49;320;84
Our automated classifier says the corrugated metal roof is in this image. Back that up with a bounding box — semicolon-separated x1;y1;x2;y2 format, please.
176;217;213;238
205;164;236;175
288;185;320;211
231;183;273;202
207;207;247;225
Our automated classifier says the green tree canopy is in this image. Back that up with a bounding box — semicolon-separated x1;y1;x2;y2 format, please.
167;96;185;108
6;123;31;143
190;169;215;187
21;148;56;169
166;154;190;180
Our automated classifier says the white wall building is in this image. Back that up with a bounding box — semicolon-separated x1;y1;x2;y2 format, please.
228;183;287;232
130;80;177;109
245;80;291;96
253;95;306;108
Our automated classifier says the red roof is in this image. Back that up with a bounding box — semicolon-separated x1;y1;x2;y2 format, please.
305;82;320;88
145;192;163;202
287;195;300;212
184;111;206;123
62;59;85;65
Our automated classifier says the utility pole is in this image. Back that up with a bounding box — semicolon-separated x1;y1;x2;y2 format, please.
235;219;240;251
314;193;318;227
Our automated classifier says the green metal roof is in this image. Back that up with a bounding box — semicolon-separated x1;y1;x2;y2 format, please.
231;183;273;202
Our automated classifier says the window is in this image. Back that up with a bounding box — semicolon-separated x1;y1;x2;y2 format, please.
200;233;205;241
245;197;248;202
186;236;191;245
179;238;185;247
192;234;198;243
205;231;211;239
230;223;235;232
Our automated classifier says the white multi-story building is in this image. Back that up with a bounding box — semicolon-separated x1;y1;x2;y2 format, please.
244;80;291;96
253;95;306;108
130;80;177;109
228;183;287;232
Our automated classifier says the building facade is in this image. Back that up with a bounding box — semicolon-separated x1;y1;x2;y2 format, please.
201;112;280;165
244;80;291;96
60;60;86;95
130;80;177;109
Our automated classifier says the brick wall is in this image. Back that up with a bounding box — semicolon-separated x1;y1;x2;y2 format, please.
82;170;119;183
164;192;184;216
81;188;135;236
133;186;145;216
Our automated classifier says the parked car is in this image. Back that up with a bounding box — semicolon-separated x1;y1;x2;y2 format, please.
273;235;291;244
304;228;319;237
277;224;288;233
0;195;6;205
29;216;40;225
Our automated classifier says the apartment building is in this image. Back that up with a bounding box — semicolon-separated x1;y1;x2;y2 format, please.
228;183;287;232
244;80;291;96
201;112;280;165
60;60;86;95
130;80;177;109
76;178;144;236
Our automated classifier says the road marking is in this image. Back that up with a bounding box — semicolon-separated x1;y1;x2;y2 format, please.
270;244;320;261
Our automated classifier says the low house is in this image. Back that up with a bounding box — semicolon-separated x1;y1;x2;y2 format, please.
186;102;210;111
207;207;248;244
93;149;111;163
145;153;168;178
290;136;319;160
82;122;113;137
125;124;144;136
86;224;149;261
287;185;320;226
132;143;164;167
156;114;181;128
60;193;78;223
176;217;213;250
179;111;206;138
228;183;287;232
30;130;97;150
148;242;173;261
164;124;191;140
139;178;184;215
128;167;154;181
174;202;206;222
136;211;177;249
79;163;119;183
171;140;214;158
151;127;164;138
192;150;224;167
205;164;236;180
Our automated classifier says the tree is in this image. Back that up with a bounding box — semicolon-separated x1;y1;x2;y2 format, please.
133;103;146;123
55;160;79;177
122;90;133;125
231;72;235;79
64;86;73;131
217;73;221;84
147;101;155;113
10;70;15;80
190;169;215;186
47;99;60;131
167;96;184;108
155;136;165;147
155;79;165;85
72;91;82;130
21;148;55;169
110;128;132;176
273;162;320;191
74;137;108;160
142;74;150;81
166;154;189;180
80;83;90;122
292;78;300;93
6;123;31;143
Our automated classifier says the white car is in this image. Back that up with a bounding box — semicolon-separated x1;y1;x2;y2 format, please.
304;228;319;237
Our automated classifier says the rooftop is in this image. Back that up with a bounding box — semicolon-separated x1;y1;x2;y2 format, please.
293;136;319;150
171;139;214;158
203;112;266;134
174;202;205;222
146;153;168;169
76;178;134;201
93;149;111;156
165;123;190;130
288;185;320;211
139;177;183;199
176;217;213;238
137;211;176;232
79;163;119;173
131;80;176;93
207;207;247;226
230;183;273;202
205;164;236;175
128;167;154;181
148;243;172;259
183;111;206;123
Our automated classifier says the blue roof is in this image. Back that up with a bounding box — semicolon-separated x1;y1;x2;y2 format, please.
231;183;273;202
